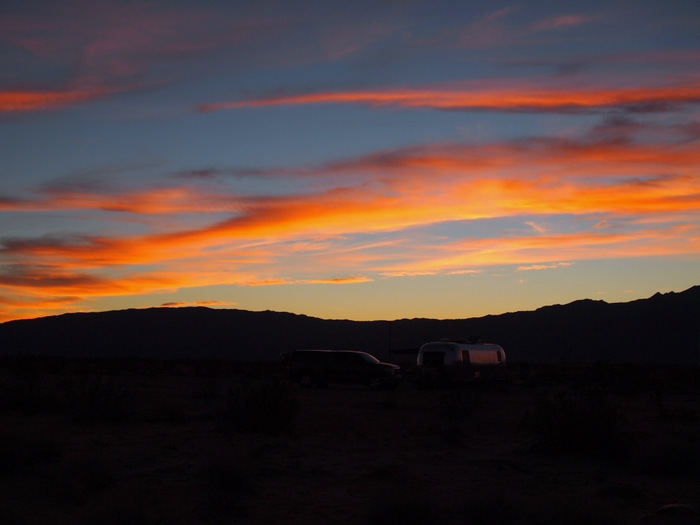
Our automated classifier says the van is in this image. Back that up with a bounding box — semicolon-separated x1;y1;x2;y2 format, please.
417;339;505;384
282;349;401;389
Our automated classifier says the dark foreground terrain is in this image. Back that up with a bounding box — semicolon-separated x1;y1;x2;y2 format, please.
2;358;700;524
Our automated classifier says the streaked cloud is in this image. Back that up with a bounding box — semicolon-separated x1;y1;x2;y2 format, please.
160;300;237;307
0;0;398;114
517;262;574;271
0;87;114;112
530;15;602;32
199;78;700;114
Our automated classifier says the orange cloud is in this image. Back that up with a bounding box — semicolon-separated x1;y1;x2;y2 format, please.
0;88;110;112
517;262;574;271
386;225;700;276
198;80;700;113
2;133;699;321
160;300;237;307
3;140;698;266
301;276;373;284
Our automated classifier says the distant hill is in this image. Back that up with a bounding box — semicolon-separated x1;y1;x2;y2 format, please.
1;286;699;364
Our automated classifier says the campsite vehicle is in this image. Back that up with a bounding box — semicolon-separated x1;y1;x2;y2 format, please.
282;350;401;389
417;339;506;384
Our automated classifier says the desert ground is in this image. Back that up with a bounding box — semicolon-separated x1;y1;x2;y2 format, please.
1;357;699;525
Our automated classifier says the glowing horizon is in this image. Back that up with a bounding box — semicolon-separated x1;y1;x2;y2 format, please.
1;0;699;323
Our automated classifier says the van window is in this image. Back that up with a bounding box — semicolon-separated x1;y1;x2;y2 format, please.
293;351;329;364
334;352;364;365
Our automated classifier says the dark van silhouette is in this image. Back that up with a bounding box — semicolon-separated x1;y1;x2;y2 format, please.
282;350;401;389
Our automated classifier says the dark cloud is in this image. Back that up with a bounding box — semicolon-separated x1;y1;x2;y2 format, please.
0;263;104;289
0;233;96;254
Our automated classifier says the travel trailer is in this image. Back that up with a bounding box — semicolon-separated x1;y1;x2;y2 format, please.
417;339;506;383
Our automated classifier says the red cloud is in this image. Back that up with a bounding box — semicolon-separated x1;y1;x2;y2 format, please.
0;88;112;112
198;79;700;114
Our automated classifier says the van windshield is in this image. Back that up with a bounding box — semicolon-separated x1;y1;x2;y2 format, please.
357;352;380;364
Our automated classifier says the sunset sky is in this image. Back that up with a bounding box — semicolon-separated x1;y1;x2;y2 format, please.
1;0;699;323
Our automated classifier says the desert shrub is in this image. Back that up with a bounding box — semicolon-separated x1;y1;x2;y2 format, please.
75;456;118;493
0;364;64;415
223;379;298;434
366;485;447;525
79;493;157;525
200;460;254;513
456;485;519;525
0;429;63;476
455;485;621;525
37;457;119;509
527;386;629;461
363;462;412;482
153;399;187;423
196;376;223;400
632;436;700;477
521;496;621;525
433;387;482;418
72;375;135;423
0;376;50;414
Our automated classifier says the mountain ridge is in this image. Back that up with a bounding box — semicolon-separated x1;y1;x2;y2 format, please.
1;286;699;364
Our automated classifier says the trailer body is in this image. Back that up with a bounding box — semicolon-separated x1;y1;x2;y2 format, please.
417;340;505;382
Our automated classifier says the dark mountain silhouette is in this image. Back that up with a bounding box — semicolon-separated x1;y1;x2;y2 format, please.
1;286;699;364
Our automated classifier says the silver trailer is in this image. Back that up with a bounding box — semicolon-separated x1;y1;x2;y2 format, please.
417;340;505;383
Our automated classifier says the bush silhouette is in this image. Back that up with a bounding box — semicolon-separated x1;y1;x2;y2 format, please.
528;386;628;460
223;379;298;434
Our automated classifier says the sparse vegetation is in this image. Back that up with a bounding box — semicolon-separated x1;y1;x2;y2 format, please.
528;385;630;461
433;386;482;417
521;496;623;525
71;374;135;422
0;429;63;476
78;492;158;525
223;378;299;434
454;485;519;525
632;436;700;478
200;459;254;514
0;359;698;524
366;483;445;525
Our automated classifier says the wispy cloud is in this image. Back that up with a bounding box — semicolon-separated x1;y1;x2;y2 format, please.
517;262;574;271
199;78;700;114
530;14;602;32
160;300;237;308
0;0;397;114
0;1;218;113
0;87;116;112
447;7;604;47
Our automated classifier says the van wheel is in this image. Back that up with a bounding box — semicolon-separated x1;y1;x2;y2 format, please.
299;374;314;388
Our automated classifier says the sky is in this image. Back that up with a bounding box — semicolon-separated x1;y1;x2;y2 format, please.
1;0;699;323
